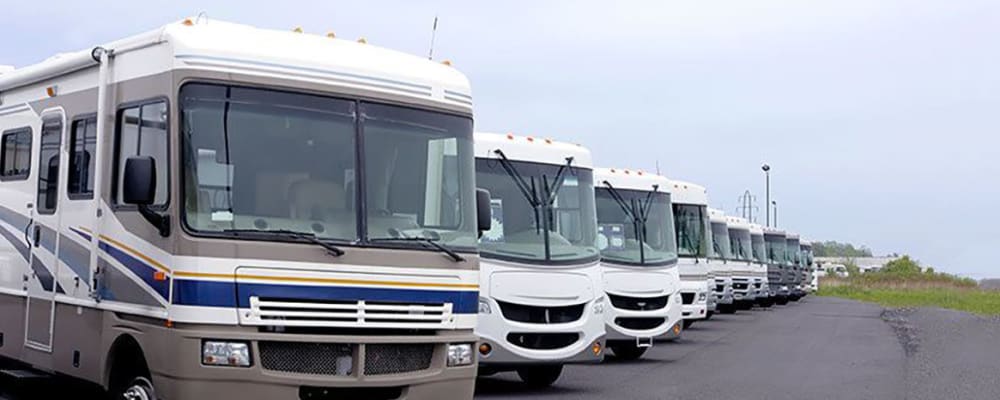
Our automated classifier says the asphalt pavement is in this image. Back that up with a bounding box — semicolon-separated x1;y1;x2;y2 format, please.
3;296;999;400
476;296;1000;400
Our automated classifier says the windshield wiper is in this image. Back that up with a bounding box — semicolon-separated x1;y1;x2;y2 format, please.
369;237;465;262
222;229;345;257
602;181;658;264
491;149;575;260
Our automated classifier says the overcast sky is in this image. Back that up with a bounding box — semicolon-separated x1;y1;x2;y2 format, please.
2;1;998;278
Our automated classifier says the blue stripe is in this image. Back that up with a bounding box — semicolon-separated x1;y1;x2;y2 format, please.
98;241;170;299
173;279;478;313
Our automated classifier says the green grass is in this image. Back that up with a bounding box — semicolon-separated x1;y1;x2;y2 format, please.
817;284;1000;315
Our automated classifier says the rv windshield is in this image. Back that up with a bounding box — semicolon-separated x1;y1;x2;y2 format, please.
751;234;766;263
710;222;731;259
595;187;677;266
673;204;710;258
765;234;786;264
787;239;801;266
729;228;752;261
179;83;477;251
475;158;599;264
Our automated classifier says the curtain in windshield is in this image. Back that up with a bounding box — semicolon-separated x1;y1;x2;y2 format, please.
710;222;731;259
362;103;477;250
180;84;358;240
729;229;751;261
476;158;598;264
595;187;677;266
765;234;786;264
751;234;766;262
673;204;709;257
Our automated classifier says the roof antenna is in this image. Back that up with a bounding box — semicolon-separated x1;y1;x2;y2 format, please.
427;15;439;60
196;11;208;24
655;160;661;175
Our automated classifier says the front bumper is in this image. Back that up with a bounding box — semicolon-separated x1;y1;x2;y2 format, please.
604;292;683;342
139;322;478;400
679;279;708;320
476;297;606;365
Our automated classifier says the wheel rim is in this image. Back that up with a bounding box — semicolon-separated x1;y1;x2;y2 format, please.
122;377;155;400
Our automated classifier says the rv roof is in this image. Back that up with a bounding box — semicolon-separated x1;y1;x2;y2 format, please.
726;216;751;231
474;132;594;168
708;208;727;224
668;179;709;206
763;226;786;237
748;223;765;236
0;18;472;110
786;232;800;240
593;168;671;193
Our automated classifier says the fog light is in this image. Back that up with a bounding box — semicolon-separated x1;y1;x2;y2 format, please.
479;343;492;356
447;343;474;367
591;341;602;356
673;323;682;335
202;341;251;367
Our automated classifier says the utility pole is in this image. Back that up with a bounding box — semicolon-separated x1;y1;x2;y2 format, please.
762;164;771;226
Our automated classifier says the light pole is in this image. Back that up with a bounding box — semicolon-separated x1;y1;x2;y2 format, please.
772;200;778;228
762;164;771;226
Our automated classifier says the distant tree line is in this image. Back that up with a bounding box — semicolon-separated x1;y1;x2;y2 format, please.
812;241;873;257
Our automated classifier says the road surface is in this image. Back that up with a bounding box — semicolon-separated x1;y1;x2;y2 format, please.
3;296;999;400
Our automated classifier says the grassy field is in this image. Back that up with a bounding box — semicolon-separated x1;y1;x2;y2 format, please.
817;255;1000;315
817;283;1000;315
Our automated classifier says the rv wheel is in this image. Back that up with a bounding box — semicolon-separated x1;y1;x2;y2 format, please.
517;365;563;387
118;377;157;400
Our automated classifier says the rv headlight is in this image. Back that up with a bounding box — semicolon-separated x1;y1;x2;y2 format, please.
593;296;606;314
447;343;474;367
478;299;492;314
697;292;707;302
202;341;251;367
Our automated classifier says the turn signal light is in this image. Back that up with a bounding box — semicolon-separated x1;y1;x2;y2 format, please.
591;341;602;356
479;343;492;356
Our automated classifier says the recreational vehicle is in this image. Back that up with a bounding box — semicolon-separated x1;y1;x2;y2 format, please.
748;223;772;307
785;232;803;301
474;132;605;386
725;216;757;310
668;180;711;327
594;168;683;360
763;227;789;305
707;208;735;314
801;241;816;293
0;19;488;399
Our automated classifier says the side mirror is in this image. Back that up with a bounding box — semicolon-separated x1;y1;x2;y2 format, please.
123;156;156;205
476;188;492;236
123;156;169;236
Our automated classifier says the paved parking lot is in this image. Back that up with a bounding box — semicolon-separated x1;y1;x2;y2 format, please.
4;296;999;400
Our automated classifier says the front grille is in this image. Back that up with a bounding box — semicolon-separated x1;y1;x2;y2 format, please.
497;301;585;324
259;341;354;375
733;282;749;290
364;344;434;376
246;297;454;329
506;333;580;350
714;284;725;292
607;294;669;311
615;317;666;330
681;293;695;305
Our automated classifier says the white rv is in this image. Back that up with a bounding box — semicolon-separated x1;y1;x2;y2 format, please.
706;208;735;314
594;168;683;360
725;216;757;310
763;226;789;305
748;223;773;307
785;232;803;301
0;19;488;399
801;240;816;293
474;132;605;386
668;180;710;327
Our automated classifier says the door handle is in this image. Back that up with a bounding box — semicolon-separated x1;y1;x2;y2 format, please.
33;225;41;248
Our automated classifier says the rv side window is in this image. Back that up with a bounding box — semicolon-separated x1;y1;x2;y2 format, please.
69;116;97;198
115;101;168;206
1;128;32;180
37;118;63;214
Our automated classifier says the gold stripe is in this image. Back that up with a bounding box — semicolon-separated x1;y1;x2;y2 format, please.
98;233;172;274
173;271;478;290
